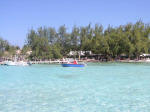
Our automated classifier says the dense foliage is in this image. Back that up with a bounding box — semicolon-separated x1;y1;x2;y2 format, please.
24;21;150;60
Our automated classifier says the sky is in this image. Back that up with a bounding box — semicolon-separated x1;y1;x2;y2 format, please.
0;0;150;47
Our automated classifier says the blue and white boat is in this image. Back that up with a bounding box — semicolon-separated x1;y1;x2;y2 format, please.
61;60;85;67
62;63;85;67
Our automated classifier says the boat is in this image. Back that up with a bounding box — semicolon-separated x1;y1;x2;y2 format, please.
62;63;85;67
61;60;85;67
4;61;31;66
4;61;17;66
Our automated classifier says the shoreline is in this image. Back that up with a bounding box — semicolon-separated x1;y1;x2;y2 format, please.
1;59;150;65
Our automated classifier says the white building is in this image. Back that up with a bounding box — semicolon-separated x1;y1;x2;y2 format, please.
68;51;92;56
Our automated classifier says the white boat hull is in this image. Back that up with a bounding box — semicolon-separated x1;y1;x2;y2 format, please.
4;61;30;66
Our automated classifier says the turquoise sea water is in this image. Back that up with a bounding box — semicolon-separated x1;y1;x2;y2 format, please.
0;63;150;112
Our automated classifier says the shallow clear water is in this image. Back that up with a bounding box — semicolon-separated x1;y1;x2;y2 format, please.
0;63;150;112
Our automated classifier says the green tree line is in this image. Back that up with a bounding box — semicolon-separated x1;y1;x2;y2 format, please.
24;21;150;60
0;21;148;60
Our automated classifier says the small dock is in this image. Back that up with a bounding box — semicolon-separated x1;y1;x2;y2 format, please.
29;61;68;64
